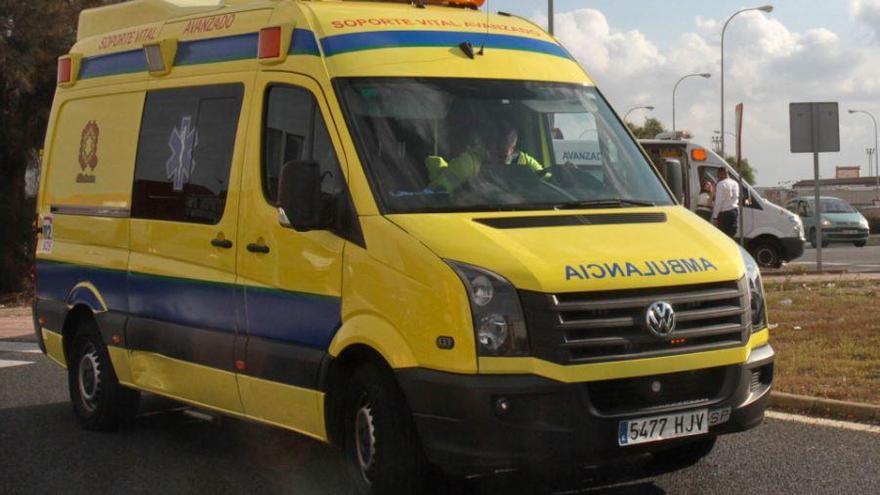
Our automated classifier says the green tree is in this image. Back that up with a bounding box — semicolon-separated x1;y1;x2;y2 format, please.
0;0;113;295
724;155;757;185
627;117;668;139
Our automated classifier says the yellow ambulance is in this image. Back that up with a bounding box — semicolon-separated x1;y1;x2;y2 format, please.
34;0;774;491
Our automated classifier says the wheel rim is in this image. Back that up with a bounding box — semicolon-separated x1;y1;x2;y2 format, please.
77;344;102;412
354;399;377;485
756;247;776;267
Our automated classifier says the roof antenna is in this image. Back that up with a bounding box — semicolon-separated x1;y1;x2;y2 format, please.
478;0;490;55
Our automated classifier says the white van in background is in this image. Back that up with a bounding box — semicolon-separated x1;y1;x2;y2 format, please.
639;138;804;268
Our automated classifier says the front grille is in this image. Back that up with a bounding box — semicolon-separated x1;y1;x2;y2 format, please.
521;280;749;365
587;366;728;415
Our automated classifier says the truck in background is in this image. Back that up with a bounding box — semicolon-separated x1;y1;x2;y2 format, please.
640;138;805;268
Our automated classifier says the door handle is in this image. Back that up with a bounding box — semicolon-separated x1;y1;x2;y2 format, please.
246;242;270;254
211;237;233;249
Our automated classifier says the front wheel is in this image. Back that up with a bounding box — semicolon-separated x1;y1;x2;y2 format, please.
68;323;139;430
809;229;829;249
855;240;867;247
342;362;427;495
750;239;782;268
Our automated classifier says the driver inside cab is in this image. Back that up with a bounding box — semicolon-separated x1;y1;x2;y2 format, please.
425;123;547;192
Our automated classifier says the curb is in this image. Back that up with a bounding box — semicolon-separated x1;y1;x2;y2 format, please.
770;391;880;423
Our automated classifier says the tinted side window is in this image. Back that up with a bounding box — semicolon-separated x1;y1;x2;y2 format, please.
263;86;344;204
132;84;243;224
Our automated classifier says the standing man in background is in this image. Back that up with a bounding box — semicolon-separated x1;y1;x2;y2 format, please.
712;167;740;238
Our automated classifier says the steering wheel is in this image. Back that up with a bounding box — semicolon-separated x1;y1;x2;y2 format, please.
545;163;606;195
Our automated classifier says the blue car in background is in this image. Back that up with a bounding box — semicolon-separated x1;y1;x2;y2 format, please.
785;196;871;248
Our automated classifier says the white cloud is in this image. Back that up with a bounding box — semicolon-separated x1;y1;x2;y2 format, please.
539;8;880;186
851;0;880;42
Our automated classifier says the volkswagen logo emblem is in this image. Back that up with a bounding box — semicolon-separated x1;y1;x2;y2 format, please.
646;301;675;338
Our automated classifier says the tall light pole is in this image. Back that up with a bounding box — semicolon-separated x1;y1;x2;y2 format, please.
548;0;554;35
849;109;879;197
624;105;655;124
673;72;711;133
867;148;875;178
721;5;773;156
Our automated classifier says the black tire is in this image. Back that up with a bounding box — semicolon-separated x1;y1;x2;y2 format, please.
809;229;829;249
750;239;782;269
67;321;140;430
646;436;717;475
854;240;867;247
342;362;427;495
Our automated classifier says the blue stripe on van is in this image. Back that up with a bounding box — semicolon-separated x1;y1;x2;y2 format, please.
175;32;259;66
35;260;341;350
319;30;571;59
74;29;321;80
79;49;148;79
291;28;321;56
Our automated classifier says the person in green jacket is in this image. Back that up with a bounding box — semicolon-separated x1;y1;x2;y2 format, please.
426;123;546;192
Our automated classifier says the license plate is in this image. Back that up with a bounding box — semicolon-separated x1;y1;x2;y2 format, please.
618;409;708;446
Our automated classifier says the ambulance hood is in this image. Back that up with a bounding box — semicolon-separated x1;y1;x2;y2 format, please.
387;206;745;294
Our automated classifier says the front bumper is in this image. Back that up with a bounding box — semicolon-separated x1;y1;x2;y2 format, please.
398;344;774;476
779;236;805;261
822;228;870;243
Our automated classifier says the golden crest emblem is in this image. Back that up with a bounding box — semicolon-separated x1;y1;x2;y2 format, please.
77;120;99;183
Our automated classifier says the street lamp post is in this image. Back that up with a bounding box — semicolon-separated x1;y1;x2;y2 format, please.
849;109;879;197
673;73;711;133
624;105;655;124
720;5;773;156
548;0;554;35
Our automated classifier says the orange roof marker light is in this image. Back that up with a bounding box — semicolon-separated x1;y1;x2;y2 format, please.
57;54;82;87
691;147;708;162
258;25;294;65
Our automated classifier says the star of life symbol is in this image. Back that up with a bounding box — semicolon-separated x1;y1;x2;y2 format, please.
166;115;199;192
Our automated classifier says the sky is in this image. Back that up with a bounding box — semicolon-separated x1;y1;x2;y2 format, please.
490;0;880;187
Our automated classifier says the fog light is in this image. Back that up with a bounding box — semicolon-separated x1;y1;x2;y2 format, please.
494;397;511;415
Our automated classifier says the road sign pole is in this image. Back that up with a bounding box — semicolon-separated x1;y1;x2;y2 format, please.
811;105;823;271
736;103;744;247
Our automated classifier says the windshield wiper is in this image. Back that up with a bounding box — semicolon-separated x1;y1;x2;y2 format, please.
552;199;656;210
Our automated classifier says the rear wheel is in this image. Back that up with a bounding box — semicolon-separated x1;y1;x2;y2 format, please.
342;362;427;495
67;322;139;430
750;239;782;268
854;240;867;247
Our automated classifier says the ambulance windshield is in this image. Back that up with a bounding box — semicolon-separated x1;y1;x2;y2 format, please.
337;78;673;213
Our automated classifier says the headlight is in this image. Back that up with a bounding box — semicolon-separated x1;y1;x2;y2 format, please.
821;218;832;227
447;261;529;357
860;217;870;229
740;247;767;332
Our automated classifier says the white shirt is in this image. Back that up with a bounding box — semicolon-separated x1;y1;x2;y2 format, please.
712;177;739;219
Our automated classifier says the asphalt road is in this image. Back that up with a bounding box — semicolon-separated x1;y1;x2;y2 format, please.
1;342;879;495
785;243;880;273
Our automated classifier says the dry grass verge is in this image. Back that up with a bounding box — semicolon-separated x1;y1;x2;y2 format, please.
765;278;880;405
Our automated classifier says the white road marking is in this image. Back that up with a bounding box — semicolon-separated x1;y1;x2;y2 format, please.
767;411;880;434
0;342;39;353
0;358;34;369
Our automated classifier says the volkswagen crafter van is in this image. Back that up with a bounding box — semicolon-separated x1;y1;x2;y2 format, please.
33;0;774;492
640;137;805;268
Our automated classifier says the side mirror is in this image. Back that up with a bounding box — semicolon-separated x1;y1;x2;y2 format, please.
278;160;326;232
660;158;685;205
